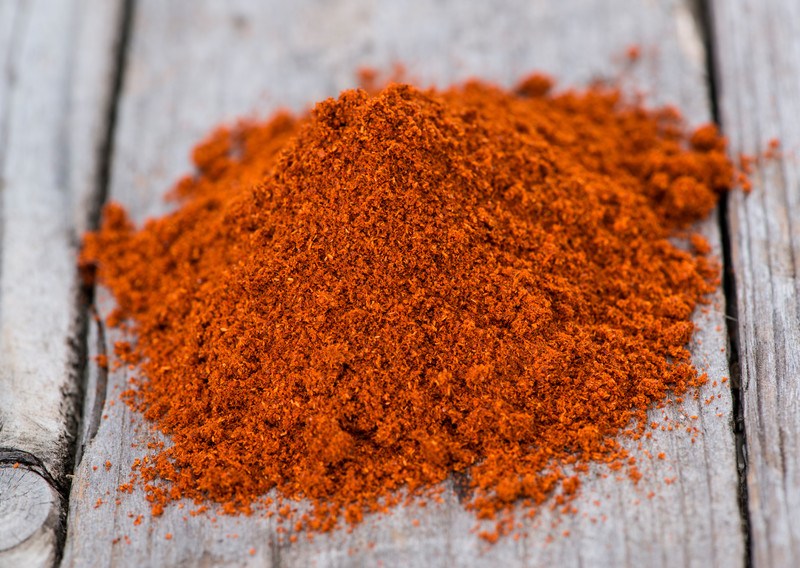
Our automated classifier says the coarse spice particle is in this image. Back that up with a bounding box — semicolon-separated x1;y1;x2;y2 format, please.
80;73;736;541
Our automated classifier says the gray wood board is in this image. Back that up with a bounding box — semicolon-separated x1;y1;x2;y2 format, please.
62;0;743;566
0;0;125;565
711;0;800;566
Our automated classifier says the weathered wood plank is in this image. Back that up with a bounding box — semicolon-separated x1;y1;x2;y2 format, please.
710;0;800;565
62;0;743;566
0;0;125;565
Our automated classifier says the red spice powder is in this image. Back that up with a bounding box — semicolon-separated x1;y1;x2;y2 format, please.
80;73;735;540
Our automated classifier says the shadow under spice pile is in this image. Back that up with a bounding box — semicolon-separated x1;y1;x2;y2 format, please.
80;73;735;542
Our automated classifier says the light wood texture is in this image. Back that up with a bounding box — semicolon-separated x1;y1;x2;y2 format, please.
711;0;800;566
0;467;57;568
62;0;743;566
0;452;61;568
0;0;124;564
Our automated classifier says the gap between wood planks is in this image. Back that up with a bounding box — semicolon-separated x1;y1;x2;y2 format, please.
58;0;753;565
694;0;752;566
71;0;135;465
50;0;136;565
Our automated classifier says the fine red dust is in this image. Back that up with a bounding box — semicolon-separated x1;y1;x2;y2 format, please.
80;74;736;541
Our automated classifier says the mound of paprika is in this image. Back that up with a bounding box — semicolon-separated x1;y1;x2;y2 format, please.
81;74;734;539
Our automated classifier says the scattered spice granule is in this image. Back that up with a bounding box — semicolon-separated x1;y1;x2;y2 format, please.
765;138;781;159
12;462;19;469
739;153;754;174
80;72;741;542
95;354;109;370
165;533;173;540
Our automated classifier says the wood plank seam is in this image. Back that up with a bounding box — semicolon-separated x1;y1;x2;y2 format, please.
0;0;131;565
695;1;753;566
719;193;753;567
59;0;136;560
83;0;137;232
705;0;800;564
72;0;136;470
74;306;110;467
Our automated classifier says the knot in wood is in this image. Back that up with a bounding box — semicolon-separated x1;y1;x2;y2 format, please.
0;465;57;551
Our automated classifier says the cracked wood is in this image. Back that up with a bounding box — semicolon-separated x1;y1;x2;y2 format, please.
710;0;800;565
0;0;125;565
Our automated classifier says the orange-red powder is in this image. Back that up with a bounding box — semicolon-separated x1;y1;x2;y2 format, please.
80;74;735;540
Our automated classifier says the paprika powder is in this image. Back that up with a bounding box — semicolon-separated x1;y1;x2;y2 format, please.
80;73;735;540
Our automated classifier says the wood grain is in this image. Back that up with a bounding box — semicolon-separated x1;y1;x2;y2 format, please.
0;452;61;568
0;0;125;564
62;0;744;566
710;0;800;566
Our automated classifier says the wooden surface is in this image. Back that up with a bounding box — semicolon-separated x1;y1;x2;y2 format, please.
0;0;125;565
711;0;800;566
59;1;745;566
2;0;796;566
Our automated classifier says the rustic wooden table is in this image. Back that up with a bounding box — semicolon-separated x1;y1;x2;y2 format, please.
0;0;796;566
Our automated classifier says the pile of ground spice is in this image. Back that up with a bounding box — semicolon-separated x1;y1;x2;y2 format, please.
80;74;735;540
